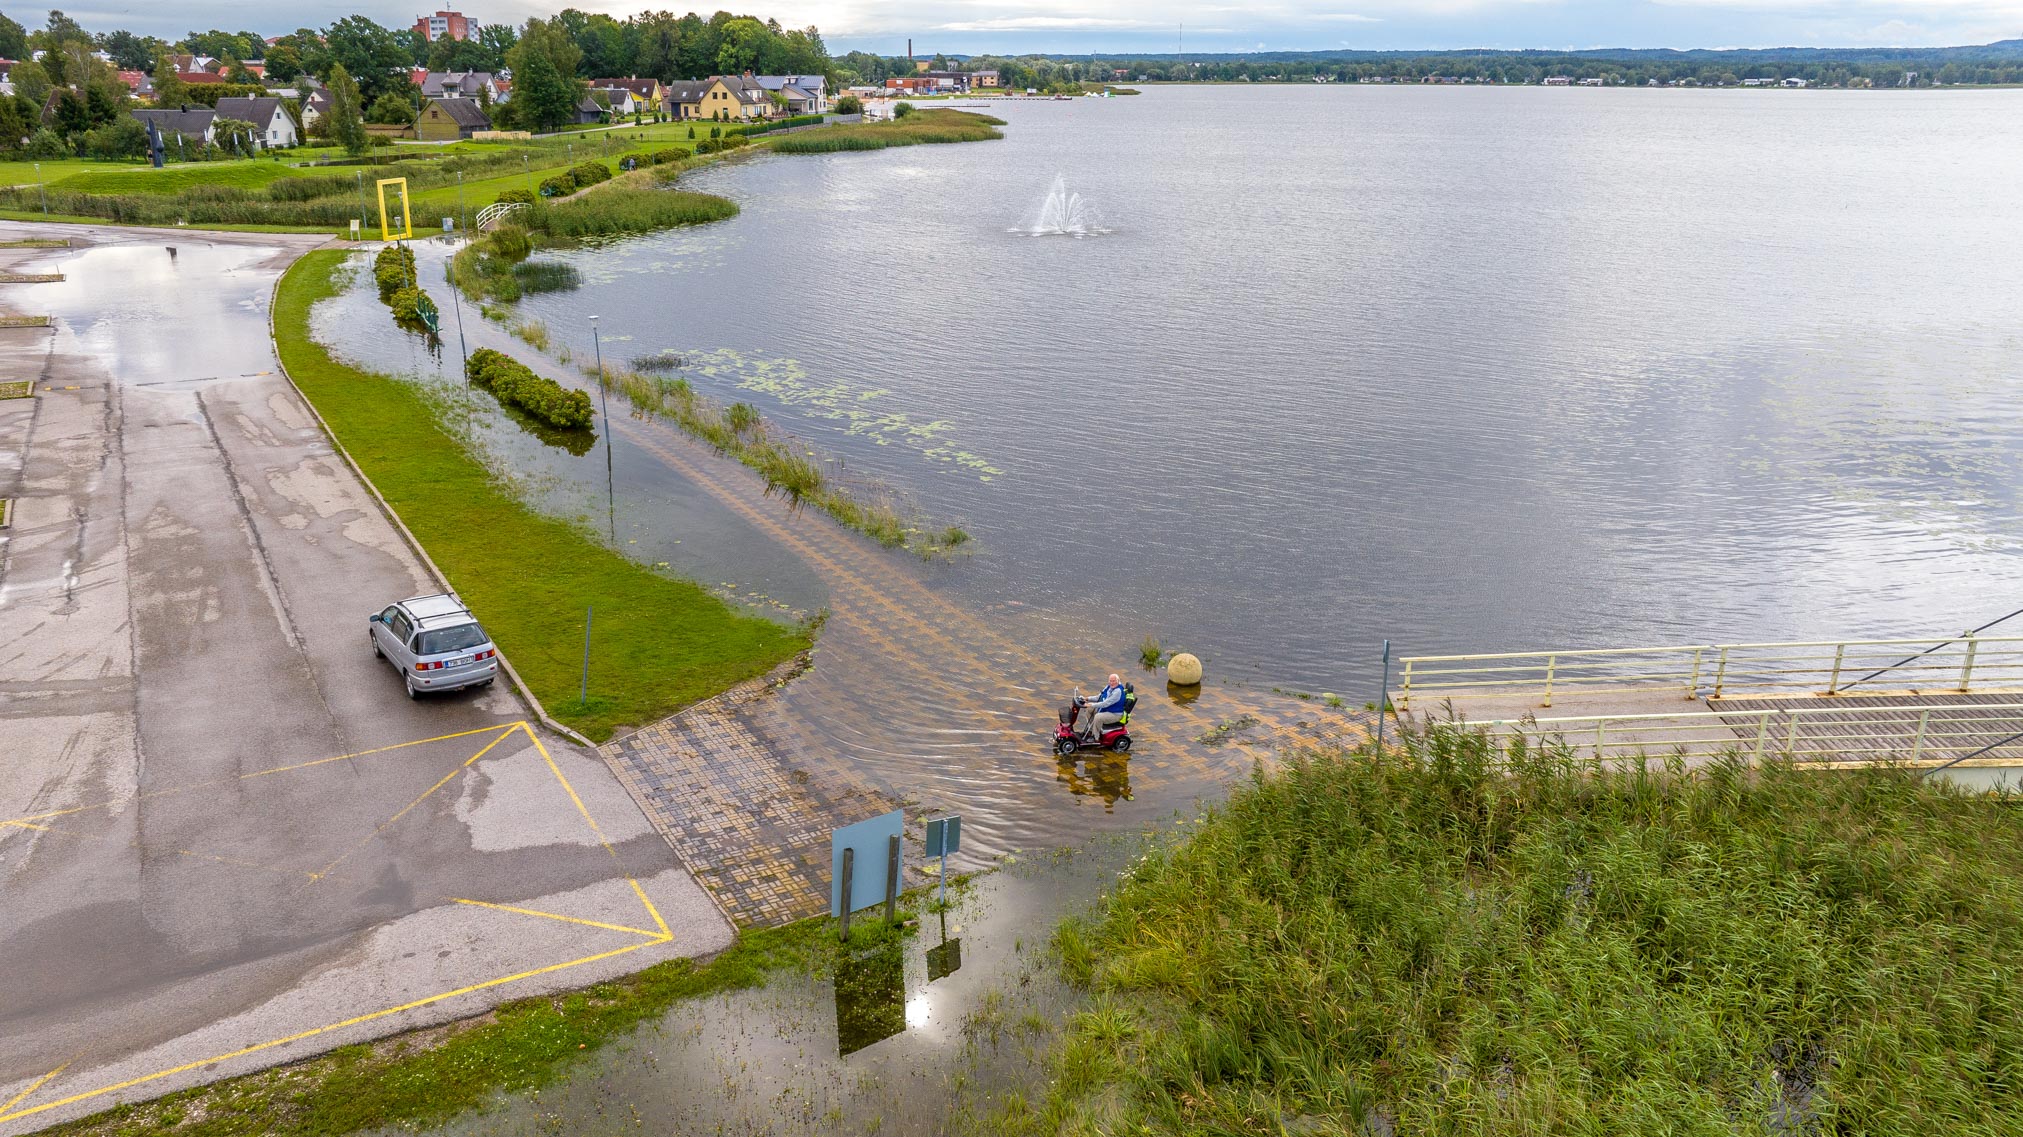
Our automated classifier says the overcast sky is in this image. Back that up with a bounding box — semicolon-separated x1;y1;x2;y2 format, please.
50;0;2023;54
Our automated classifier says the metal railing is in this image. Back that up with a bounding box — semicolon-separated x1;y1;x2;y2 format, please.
1437;701;2023;769
1397;635;2023;709
474;201;526;232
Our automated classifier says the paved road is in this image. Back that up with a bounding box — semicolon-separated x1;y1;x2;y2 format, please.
0;224;728;1133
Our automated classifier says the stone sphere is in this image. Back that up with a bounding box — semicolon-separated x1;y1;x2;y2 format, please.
1167;652;1203;686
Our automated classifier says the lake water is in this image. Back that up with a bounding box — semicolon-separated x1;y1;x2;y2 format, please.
517;85;2023;694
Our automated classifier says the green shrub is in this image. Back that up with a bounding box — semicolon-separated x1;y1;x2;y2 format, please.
388;285;435;327
495;187;536;205
373;244;416;298
24;127;66;159
648;147;689;164
488;226;531;261
834;95;863;115
82;117;149;160
538;174;574;197
894;101;916;118
567;160;611;187
465;347;595;430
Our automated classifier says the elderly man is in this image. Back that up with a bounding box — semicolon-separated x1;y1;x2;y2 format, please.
1076;673;1129;740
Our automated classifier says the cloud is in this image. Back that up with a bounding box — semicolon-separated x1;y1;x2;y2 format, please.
1313;12;1385;21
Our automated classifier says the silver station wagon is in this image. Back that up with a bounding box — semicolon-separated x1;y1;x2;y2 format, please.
368;593;500;698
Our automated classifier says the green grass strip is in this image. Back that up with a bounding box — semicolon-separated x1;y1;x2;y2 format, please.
1014;731;2023;1135
40;917;836;1137
272;249;807;741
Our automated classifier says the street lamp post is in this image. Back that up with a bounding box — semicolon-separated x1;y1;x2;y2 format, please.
591;316;615;542
35;162;45;214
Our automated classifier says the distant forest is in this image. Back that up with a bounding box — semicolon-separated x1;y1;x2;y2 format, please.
894;40;2023;89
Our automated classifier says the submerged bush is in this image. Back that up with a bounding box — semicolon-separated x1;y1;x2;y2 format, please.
387;285;435;328
373;244;416;298
465;347;594;430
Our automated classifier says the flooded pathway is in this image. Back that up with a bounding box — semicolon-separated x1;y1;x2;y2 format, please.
320;243;1377;927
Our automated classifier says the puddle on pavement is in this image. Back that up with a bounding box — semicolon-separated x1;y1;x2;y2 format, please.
379;836;1151;1137
37;242;282;386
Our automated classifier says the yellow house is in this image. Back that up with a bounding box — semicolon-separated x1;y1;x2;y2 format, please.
698;75;774;121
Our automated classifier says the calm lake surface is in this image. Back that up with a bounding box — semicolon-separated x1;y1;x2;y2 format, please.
518;85;2023;693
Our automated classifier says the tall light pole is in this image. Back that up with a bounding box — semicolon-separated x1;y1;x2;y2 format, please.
590;315;615;543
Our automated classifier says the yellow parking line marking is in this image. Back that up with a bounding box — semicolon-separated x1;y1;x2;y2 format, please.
310;726;522;882
522;723;673;938
450;898;661;939
0;1064;68;1117
0;937;668;1127
3;724;520;827
178;849;320;880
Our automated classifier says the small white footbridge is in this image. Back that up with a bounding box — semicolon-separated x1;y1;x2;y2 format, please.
1395;631;2023;791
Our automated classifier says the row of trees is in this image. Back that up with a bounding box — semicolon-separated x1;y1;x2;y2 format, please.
948;47;2023;89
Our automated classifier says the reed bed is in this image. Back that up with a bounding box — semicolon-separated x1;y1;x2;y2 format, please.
766;109;1005;154
516;184;736;239
1010;725;2023;1136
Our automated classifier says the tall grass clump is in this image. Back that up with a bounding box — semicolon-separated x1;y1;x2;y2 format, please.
518;185;736;239
1012;726;2023;1136
768;109;1003;155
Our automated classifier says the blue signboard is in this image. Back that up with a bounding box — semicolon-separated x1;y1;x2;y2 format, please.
831;809;904;918
924;816;961;859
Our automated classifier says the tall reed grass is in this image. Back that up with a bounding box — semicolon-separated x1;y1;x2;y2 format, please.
1007;724;2023;1135
767;109;1005;154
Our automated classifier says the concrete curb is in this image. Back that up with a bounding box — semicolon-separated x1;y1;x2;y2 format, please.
265;246;598;752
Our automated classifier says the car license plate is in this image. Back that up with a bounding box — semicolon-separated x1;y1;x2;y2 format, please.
448;657;471;668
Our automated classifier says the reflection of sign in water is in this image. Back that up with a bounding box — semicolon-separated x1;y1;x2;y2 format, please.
834;943;905;1057
925;936;962;981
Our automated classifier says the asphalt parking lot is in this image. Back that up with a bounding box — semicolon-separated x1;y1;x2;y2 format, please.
0;225;727;1132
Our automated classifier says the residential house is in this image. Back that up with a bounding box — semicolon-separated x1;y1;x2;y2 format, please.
697;74;772;120
300;87;332;127
415;96;490;140
414;9;471;41
592;86;643;117
420;70;500;102
593;77;666;112
969;69;1000;88
131;105;217;146
574;93;605;124
660;79;709;119
212;95;299;148
753;74;826;113
115;70;152;97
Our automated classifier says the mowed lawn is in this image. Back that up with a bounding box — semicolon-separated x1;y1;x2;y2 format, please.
273;248;808;740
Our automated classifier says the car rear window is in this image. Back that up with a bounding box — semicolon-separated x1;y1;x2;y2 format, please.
418;623;489;656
